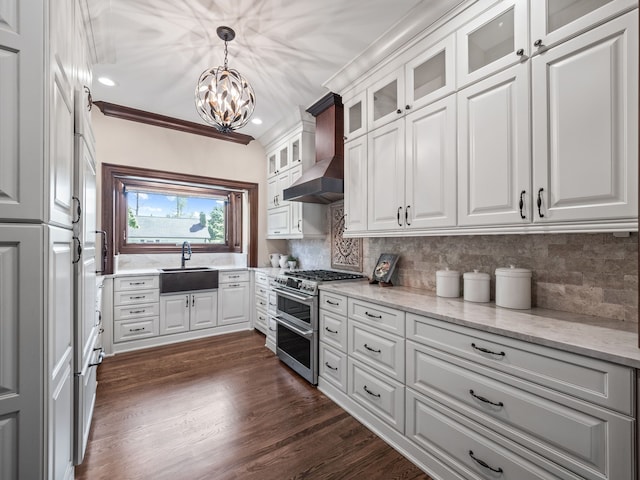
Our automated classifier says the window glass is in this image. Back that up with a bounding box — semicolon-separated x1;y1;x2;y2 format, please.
126;189;226;245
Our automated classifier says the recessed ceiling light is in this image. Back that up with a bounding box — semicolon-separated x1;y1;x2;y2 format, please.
98;76;117;87
251;118;263;125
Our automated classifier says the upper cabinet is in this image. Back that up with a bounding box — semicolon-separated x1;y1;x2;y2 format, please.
367;70;405;131
344;92;367;142
530;0;637;52
531;10;638;224
456;0;528;88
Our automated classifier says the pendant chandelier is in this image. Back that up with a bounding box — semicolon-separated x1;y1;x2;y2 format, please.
195;26;256;133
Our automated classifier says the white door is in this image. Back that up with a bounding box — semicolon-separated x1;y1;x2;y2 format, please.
530;0;636;53
218;283;249;325
267;206;290;237
289;165;303;234
190;291;218;330
0;225;45;479
276;170;290;208
0;0;46;222
367;120;405;231
532;11;638;223
458;62;530;227
405;95;457;230
47;225;75;480
267;175;278;209
343;91;367;142
367;69;405;131
344;136;368;233
48;0;75;229
159;294;190;335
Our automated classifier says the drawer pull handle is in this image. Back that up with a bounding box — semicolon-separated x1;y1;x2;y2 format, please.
325;362;338;371
129;327;145;332
468;450;503;474
129;309;145;314
364;311;382;319
129;282;145;286
326;300;339;306
269;302;276;307
229;275;240;279
259;301;266;306
269;327;276;332
471;343;505;357
325;327;338;334
469;389;504;407
130;295;144;300
363;385;381;398
364;343;381;353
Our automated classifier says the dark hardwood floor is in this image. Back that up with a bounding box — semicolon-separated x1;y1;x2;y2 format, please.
75;331;431;480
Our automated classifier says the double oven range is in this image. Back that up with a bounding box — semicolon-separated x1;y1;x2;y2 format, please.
273;270;364;384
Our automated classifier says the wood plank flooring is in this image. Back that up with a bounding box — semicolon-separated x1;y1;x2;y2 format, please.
75;331;431;480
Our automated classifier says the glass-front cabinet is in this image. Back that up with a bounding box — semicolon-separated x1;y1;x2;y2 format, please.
457;0;528;88
530;0;635;51
367;69;405;131
404;34;456;112
343;91;367;142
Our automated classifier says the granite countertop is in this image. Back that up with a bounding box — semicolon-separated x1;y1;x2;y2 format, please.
319;282;640;369
106;265;248;277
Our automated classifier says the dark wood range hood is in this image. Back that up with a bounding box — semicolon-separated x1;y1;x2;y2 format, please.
283;93;344;204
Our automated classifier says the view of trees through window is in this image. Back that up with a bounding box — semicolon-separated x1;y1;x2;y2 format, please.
126;189;226;245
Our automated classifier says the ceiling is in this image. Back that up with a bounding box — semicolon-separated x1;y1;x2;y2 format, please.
88;0;459;140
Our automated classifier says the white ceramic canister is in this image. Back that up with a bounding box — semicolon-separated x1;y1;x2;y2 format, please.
436;268;460;298
269;253;281;268
463;270;490;303
495;265;532;309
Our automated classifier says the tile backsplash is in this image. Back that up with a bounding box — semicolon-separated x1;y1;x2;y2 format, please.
290;232;638;322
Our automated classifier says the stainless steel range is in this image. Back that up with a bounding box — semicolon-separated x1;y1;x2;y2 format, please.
273;270;364;384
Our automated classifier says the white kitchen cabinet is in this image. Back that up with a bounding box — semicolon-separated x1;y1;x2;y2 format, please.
267;205;290;237
253;271;269;335
531;11;638;224
159;294;191;335
218;277;250;326
404;95;457;229
456;0;529;89
458;62;530;226
288;164;327;238
367;120;405;231
344;136;368;233
367;69;405;131
343;91;367;142
530;0;636;53
114;275;160;341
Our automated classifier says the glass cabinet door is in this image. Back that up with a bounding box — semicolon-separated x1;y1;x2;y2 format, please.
290;135;301;164
343;91;367;142
530;0;635;52
267;152;277;176
367;69;404;131
404;34;456;112
278;144;289;171
457;0;527;88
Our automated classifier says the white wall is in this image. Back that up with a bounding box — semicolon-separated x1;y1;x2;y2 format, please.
93;110;287;268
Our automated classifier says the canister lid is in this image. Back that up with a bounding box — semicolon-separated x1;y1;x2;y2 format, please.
495;265;532;278
463;269;490;280
436;267;460;277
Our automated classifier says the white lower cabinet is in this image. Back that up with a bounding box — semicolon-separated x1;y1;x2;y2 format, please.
160;292;218;335
190;291;218;330
317;291;636;480
218;279;250;326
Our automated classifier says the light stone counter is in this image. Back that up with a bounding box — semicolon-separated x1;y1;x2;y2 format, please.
319;282;640;369
105;266;248;278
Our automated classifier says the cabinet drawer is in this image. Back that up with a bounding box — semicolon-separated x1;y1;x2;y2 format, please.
267;291;277;315
267;315;277;340
407;341;634;480
407;313;634;415
255;284;269;298
114;302;160;321
255;296;268;310
219;270;249;283
114;317;159;342
255;271;269;286
320;343;347;392
349;358;404;433
114;275;159;292
114;289;159;306
349;319;404;381
319;291;347;316
255;309;268;334
406;389;572;480
348;298;405;336
319;309;347;352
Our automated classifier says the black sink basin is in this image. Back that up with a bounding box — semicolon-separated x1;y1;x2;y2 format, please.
159;268;219;294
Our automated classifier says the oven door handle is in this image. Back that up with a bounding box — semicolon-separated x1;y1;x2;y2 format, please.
275;316;313;339
274;288;315;304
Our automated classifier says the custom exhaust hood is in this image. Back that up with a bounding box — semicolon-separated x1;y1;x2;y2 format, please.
283;93;344;204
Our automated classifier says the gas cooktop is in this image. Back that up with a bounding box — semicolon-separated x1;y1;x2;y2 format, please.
285;270;364;282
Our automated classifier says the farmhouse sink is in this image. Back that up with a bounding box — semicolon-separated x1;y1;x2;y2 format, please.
159;267;219;294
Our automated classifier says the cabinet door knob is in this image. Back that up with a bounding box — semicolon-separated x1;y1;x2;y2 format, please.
405;105;411;110
534;39;544;47
516;48;525;56
396;108;402;114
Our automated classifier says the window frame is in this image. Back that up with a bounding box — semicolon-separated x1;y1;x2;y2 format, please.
101;163;259;274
